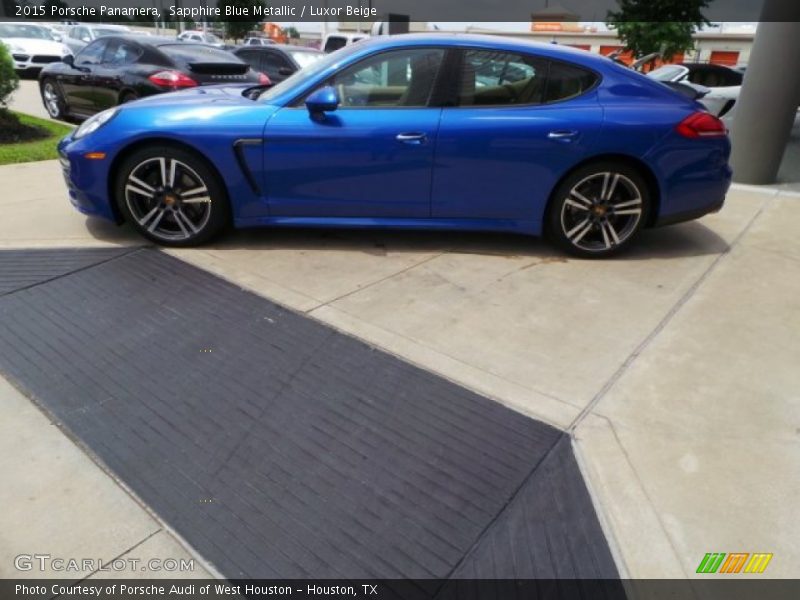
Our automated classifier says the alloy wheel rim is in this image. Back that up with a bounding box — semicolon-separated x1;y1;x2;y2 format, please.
560;172;643;253
43;84;59;117
124;157;212;241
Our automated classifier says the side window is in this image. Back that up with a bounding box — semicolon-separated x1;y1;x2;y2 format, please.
325;48;445;108
262;52;292;78
76;40;107;65
459;50;548;106
104;39;142;66
543;61;598;103
324;37;347;53
236;50;260;71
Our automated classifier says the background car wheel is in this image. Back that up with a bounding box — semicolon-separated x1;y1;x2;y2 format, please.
546;162;651;258
41;80;65;120
116;146;230;247
119;91;138;105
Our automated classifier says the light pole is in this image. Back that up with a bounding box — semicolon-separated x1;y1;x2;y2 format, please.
729;1;800;183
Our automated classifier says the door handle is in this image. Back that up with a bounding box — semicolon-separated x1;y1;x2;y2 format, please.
548;130;579;142
396;132;427;145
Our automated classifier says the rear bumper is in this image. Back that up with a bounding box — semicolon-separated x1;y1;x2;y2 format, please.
654;196;725;227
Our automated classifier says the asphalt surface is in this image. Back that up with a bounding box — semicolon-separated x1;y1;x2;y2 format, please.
0;247;619;584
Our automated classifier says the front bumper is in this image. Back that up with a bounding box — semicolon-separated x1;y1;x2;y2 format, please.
58;135;120;223
12;54;64;72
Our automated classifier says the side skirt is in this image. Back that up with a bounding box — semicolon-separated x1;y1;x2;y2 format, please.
233;216;542;236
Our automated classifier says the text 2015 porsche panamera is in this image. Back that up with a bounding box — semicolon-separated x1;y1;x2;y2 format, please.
57;34;731;257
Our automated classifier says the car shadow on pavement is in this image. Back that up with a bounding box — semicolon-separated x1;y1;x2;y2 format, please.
191;220;729;261
83;216;729;260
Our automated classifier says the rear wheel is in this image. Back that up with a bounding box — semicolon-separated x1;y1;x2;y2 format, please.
546;162;650;258
116;146;230;247
41;80;66;120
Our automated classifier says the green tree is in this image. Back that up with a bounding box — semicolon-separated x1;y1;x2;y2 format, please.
0;43;19;109
607;0;710;61
285;26;299;40
219;0;266;42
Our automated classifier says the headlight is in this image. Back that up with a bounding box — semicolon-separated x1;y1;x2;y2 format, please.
73;108;119;140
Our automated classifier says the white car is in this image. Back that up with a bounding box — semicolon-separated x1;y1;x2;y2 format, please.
648;63;743;117
322;33;368;53
63;23;131;54
243;37;275;47
177;31;224;48
0;22;71;73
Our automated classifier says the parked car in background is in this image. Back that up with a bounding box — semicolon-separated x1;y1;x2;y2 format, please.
0;22;72;74
322;33;368;53
177;30;224;48
57;34;731;257
64;23;131;54
39;35;268;121
648;63;743;116
243;37;276;47
234;44;323;83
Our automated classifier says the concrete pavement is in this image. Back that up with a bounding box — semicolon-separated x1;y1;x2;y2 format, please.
9;79;60;123
1;156;798;579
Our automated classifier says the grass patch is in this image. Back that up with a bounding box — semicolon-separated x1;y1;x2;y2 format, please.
0;110;74;166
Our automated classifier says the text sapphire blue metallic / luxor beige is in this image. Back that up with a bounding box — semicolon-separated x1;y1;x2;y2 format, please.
58;34;731;258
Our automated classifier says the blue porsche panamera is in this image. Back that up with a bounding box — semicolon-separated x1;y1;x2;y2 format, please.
58;34;731;257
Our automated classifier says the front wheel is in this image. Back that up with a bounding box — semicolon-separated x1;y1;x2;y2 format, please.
116;147;230;247
546;162;650;258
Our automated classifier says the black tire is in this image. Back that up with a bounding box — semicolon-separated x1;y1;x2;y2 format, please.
41;79;66;120
545;161;651;258
115;145;230;247
119;91;138;105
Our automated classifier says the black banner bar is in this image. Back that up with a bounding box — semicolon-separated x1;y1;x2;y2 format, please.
3;579;800;600
2;0;800;23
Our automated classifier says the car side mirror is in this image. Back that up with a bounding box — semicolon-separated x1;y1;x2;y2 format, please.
278;66;293;76
305;86;339;114
63;54;74;67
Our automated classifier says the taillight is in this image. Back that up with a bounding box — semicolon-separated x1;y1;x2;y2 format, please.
676;112;727;138
148;70;198;89
258;72;271;85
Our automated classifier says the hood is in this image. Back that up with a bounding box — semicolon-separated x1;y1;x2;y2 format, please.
1;37;70;56
113;84;281;131
132;84;262;107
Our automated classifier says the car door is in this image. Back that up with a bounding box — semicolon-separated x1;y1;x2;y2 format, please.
431;49;604;221
262;47;447;218
60;39;108;115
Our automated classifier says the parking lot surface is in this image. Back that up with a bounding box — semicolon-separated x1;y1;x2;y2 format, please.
0;156;798;579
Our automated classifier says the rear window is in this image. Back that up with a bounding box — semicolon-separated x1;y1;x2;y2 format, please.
159;44;242;64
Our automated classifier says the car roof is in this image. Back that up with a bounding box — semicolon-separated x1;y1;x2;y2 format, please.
109;34;219;47
238;44;321;53
356;33;615;70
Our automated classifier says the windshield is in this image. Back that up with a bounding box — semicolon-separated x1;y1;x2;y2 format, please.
0;23;53;40
288;49;323;69
205;33;222;43
257;44;363;103
647;65;687;82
